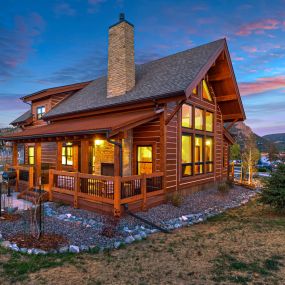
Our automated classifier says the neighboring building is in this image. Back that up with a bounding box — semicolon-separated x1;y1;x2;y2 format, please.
3;14;245;216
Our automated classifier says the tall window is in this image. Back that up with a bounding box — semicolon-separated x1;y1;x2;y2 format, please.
181;135;192;176
195;108;204;130
202;80;213;102
181;104;192;128
28;146;35;165
205;137;214;173
137;146;153;175
195;136;203;174
62;143;73;166
37;106;46;120
206;111;213;132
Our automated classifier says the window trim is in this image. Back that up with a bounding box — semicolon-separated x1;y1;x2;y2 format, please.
205;136;214;173
202;79;214;103
62;143;73;166
136;145;153;175
28;146;35;165
181;133;193;177
181;103;193;129
37;106;46;120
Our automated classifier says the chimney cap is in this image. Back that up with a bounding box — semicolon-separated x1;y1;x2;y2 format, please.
109;13;134;29
119;13;125;21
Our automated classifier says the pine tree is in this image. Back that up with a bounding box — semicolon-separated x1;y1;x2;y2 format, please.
259;163;285;212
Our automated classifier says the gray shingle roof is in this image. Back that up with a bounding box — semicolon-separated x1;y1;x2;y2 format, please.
11;110;32;125
44;39;225;119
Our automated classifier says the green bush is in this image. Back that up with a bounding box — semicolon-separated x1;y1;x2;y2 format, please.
217;182;229;193
259;164;285;212
258;167;268;172
166;192;184;207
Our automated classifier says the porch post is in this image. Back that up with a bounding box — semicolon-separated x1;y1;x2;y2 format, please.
56;141;62;171
12;142;18;166
35;142;41;185
113;139;122;217
81;139;89;173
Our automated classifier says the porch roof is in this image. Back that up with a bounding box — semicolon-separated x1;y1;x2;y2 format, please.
3;109;162;141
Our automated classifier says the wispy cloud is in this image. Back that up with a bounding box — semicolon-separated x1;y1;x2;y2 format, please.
236;19;280;36
87;0;106;13
239;75;285;96
0;13;45;81
54;3;76;17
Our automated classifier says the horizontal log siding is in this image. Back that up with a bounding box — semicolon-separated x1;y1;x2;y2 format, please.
41;142;57;168
215;105;223;180
222;138;229;177
133;117;161;173
165;102;178;192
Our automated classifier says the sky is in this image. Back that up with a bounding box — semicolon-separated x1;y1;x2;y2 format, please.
0;0;285;136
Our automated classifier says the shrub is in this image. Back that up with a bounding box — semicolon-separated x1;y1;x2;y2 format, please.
259;163;285;212
258;167;268;172
100;217;119;238
217;182;229;193
225;179;234;189
167;192;184;207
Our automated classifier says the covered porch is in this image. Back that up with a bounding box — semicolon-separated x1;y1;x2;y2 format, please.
5;109;165;216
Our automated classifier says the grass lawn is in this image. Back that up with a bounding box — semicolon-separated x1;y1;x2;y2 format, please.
0;199;284;285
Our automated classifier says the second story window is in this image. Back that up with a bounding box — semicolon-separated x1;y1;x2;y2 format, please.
37;106;46;120
62;143;73;166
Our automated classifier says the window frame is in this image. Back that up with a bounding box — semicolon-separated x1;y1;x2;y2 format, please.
181;103;193;129
37;106;46;120
202;79;214;103
62;143;73;166
205;136;214;173
181;133;193;177
136;145;153;175
28;146;35;165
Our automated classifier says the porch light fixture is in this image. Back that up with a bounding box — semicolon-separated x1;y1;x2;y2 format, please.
94;139;104;146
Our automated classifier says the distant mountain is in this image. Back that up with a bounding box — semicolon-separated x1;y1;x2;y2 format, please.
228;122;274;152
263;133;285;152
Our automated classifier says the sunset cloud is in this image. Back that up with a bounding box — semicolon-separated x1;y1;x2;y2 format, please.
236;19;280;35
239;75;285;96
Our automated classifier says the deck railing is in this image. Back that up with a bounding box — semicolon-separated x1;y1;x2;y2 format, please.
6;164;34;191
48;170;164;216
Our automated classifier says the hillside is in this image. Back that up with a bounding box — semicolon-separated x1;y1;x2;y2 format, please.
263;133;285;152
228;122;274;152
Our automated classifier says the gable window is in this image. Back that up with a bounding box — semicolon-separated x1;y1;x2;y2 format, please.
202;80;213;102
194;136;203;174
37;106;46;120
181;104;192;128
181;134;192;176
195;108;204;130
205;111;214;132
62;143;73;166
192;87;198;96
205;137;214;173
28;146;35;165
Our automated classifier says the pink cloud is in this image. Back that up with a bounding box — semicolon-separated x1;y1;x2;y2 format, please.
233;56;244;61
239;75;285;96
242;46;258;53
236;19;280;36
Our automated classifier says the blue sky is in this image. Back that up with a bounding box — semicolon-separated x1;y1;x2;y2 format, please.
0;0;285;135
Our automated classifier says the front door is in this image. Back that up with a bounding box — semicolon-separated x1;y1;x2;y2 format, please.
137;146;153;175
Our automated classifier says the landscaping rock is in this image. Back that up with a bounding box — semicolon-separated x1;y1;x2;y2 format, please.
125;236;135;244
34;249;47;255
27;248;34;255
1;240;11;249
69;245;80;253
114;241;121;249
20;248;28;254
59;246;69;253
10;243;19;252
0;233;3;240
134;234;142;241
80;245;89;252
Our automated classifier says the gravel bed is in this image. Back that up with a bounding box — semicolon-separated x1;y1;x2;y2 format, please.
0;185;258;254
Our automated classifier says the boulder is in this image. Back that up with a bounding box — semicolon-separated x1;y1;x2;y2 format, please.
58;246;69;253
1;240;11;249
69;245;80;253
114;241;121;249
125;235;135;244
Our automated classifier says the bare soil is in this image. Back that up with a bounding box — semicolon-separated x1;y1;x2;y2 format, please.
0;200;284;285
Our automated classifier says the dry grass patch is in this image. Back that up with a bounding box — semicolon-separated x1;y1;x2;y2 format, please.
0;200;284;285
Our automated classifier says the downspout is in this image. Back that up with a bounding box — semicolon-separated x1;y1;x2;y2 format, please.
106;130;123;177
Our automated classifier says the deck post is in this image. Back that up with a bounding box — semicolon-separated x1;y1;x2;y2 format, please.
80;139;89;173
12;142;18;167
29;166;34;190
113;176;121;217
141;174;147;211
74;172;79;208
48;169;54;201
35;142;42;186
56;141;63;171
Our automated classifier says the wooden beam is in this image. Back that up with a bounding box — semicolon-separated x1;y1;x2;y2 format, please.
35;142;41;185
12;143;18;166
223;114;242;121
216;94;237;102
226;119;238;131
165;100;185;125
208;72;231;81
56;141;62;171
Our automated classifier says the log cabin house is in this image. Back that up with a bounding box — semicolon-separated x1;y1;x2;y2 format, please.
3;14;245;216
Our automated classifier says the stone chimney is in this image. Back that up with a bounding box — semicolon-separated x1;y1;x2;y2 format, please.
107;13;135;97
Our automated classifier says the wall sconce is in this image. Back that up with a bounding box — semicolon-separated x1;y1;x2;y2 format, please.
94;139;104;146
